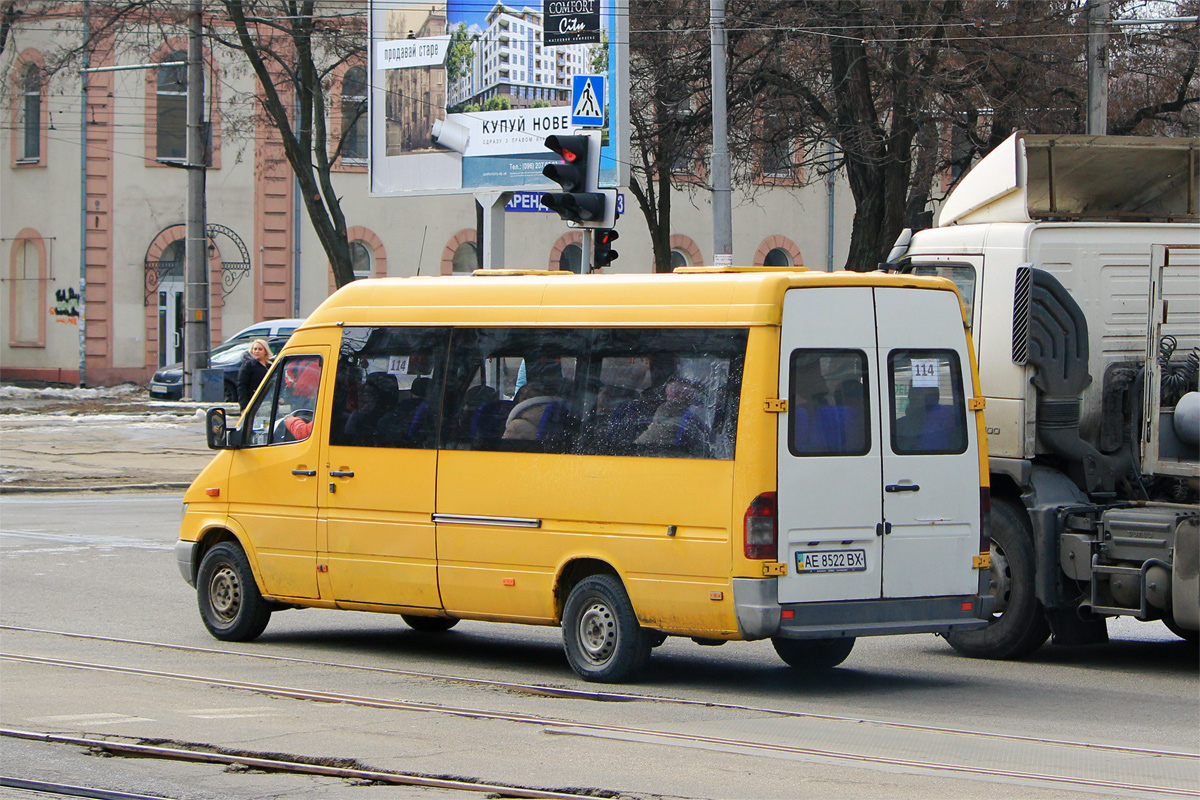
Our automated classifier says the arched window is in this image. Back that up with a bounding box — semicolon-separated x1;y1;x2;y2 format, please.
451;241;478;273
159;240;185;279
341;66;368;162
669;249;691;270
350;240;373;280
763;247;792;267
559;243;582;274
156;52;188;161
20;65;41;162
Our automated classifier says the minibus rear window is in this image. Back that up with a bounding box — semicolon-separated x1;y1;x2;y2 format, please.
888;349;968;455
788;349;871;457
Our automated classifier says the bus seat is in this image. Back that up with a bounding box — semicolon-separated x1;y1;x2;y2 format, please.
535;401;565;441
814;405;864;453
792;407;812;451
470;399;513;444
920;404;963;451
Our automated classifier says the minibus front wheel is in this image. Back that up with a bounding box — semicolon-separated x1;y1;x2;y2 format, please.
562;575;653;683
196;542;272;642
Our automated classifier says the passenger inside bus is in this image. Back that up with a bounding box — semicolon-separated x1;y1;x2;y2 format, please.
634;375;709;454
342;372;399;446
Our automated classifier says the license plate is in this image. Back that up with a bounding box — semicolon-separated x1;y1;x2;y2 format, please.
795;549;867;573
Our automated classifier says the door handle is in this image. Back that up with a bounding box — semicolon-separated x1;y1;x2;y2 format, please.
876;521;892;536
291;469;317;476
885;484;920;493
329;470;355;478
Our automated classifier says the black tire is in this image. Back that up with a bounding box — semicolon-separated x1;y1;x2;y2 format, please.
945;498;1050;659
401;614;459;633
196;542;272;641
1163;615;1200;644
223;381;238;403
771;636;855;669
562;574;653;683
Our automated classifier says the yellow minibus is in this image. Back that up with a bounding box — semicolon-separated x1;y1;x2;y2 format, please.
178;268;991;682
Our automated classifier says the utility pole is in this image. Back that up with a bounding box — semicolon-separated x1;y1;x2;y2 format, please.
184;0;210;399
1086;0;1110;136
710;0;732;266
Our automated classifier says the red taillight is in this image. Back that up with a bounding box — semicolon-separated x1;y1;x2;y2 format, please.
744;492;778;560
979;487;991;552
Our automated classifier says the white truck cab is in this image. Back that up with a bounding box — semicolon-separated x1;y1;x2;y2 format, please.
891;132;1199;657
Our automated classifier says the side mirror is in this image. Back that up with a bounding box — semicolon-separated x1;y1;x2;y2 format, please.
205;407;238;450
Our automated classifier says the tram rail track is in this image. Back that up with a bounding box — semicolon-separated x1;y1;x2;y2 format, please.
3;624;1191;760
1;731;606;800
2;642;1197;798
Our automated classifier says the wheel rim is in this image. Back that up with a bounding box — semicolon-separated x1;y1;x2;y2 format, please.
988;542;1013;617
577;600;617;666
207;564;242;624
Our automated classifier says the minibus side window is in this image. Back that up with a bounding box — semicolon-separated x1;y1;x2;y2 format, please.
582;328;746;460
788;350;870;457
329;327;448;449
442;328;585;454
441;327;746;459
888;349;968;455
242;355;323;446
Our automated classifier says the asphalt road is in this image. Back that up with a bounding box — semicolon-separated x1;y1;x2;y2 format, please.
1;493;1196;800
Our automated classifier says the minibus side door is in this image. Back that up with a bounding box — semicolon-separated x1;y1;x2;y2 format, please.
226;350;329;600
776;287;883;604
323;327;446;609
874;287;980;598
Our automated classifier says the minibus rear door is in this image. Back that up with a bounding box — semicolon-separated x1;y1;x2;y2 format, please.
874;288;980;599
776;287;883;604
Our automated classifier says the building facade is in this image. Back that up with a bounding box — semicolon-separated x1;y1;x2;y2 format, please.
1;11;853;387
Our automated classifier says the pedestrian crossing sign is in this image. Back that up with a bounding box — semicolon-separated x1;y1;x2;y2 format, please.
571;75;606;128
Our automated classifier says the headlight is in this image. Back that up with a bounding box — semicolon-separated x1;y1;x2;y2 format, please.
181;502;189;521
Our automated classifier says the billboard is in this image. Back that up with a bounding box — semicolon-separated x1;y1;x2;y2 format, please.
369;1;627;197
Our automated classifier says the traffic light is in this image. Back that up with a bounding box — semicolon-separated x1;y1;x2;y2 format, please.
594;229;619;269
541;132;616;228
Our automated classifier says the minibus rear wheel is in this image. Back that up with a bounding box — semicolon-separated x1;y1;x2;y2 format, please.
401;614;459;633
196;542;272;641
562;575;653;683
771;636;855;669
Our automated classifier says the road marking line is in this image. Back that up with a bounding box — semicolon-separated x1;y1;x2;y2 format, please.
27;713;153;726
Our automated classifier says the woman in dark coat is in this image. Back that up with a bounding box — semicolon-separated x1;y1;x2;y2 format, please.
236;338;273;410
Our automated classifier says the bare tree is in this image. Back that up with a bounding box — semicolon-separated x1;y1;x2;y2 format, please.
214;0;365;287
626;0;714;272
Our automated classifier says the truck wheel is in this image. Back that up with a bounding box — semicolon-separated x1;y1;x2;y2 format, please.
771;636;855;669
224;381;238;403
946;498;1050;659
1163;615;1199;644
401;614;459;633
562;574;653;683
197;542;272;641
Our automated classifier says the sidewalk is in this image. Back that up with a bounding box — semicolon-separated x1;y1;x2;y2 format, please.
0;385;224;493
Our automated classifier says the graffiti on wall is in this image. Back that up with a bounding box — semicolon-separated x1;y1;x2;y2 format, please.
51;287;80;325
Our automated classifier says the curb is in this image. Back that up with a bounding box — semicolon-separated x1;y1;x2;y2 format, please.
0;482;192;495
